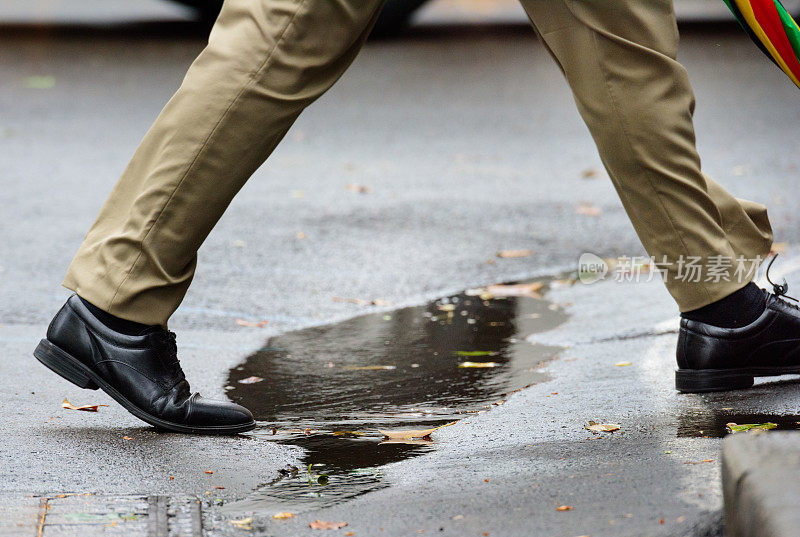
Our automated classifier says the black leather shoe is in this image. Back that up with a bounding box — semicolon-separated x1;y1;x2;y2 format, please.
676;288;800;393
34;295;256;434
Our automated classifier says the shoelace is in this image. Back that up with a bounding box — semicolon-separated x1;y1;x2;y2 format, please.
158;330;186;380
766;254;799;304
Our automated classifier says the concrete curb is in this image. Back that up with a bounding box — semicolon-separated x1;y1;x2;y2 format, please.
722;431;800;537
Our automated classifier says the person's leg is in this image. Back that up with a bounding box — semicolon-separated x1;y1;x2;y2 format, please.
518;0;772;313
63;0;385;327
36;0;384;433
519;0;800;393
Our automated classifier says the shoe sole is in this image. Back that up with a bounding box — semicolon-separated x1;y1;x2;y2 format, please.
676;366;800;393
34;339;256;435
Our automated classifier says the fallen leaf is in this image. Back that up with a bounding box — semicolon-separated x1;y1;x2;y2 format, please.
497;249;532;259
556;505;573;511
345;533;354;536
437;304;456;312
345;183;371;194
485;282;544;298
205;470;213;474
332;431;366;436
458;361;499;368
342;365;396;371
581;168;598;179
575;203;602;216
230;517;253;529
726;422;778;433
236;319;268;328
297;231;307;240
584;421;621;433
309;520;348;530
614;361;632;367
454;351;498;357
238;376;264;384
379;421;456;440
273;512;295;519
61;398;108;412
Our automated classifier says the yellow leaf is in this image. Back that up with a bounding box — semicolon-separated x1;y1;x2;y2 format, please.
273;512;294;519
235;319;268;327
584;421;620;433
556;505;573;511
485;282;544;298
497;249;532;258
309;520;348;530
61;398;108;412
575;203;602;216
379;421;456;440
458;362;499;368
614;361;632;367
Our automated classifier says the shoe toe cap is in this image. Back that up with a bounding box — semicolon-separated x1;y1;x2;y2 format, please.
188;395;255;430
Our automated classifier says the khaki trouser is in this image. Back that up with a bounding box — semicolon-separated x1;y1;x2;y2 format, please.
63;0;773;326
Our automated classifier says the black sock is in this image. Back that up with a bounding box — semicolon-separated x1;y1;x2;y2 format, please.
78;296;157;335
681;282;766;328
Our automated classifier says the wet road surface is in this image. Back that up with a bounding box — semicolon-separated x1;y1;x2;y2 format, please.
2;3;800;536
225;281;565;515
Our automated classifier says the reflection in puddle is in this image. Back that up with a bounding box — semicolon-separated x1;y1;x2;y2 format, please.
225;280;568;514
678;411;800;438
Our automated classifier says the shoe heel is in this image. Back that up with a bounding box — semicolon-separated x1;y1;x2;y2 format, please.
34;339;99;390
675;368;754;393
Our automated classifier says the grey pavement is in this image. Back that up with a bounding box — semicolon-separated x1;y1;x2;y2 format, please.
2;2;800;536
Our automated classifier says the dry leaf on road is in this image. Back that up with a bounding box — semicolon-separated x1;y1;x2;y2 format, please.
614;361;632;367
235;319;269;328
584;421;620;433
345;183;371;194
575;203;602;216
238;376;264;384
309;520;348;530
273;512;295;519
61;398;108;412
497;249;532;259
379;421;457;440
485;282;544;298
556;505;573;511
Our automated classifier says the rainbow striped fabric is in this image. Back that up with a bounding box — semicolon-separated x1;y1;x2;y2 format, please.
723;0;800;88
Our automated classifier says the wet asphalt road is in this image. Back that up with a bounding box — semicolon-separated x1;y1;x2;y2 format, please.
2;2;800;536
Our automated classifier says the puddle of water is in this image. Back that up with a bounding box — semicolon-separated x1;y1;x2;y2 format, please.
224;280;568;514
